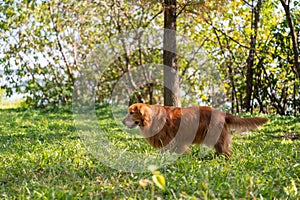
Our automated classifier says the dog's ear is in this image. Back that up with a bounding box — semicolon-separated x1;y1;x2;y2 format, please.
138;105;151;127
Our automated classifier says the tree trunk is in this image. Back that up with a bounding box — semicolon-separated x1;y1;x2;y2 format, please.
163;0;181;107
243;0;262;112
227;64;237;113
280;0;300;79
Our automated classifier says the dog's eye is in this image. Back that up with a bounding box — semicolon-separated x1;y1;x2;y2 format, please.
135;121;139;125
130;111;134;115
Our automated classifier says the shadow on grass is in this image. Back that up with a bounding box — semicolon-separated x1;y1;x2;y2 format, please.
0;106;80;152
0;131;80;143
271;133;300;140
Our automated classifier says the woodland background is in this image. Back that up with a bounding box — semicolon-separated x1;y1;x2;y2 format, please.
0;1;300;199
0;0;299;115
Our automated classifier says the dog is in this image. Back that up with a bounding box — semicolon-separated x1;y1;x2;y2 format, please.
122;103;268;156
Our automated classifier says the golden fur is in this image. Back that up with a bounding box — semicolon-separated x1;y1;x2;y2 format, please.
122;103;268;156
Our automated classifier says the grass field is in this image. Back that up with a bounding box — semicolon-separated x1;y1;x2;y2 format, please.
0;105;299;199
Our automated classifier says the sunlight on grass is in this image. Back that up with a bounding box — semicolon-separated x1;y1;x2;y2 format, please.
0;99;25;109
0;106;299;199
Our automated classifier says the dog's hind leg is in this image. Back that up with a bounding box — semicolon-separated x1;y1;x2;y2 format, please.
214;127;232;157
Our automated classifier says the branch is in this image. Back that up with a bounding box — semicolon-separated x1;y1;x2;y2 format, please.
242;0;252;7
48;2;75;85
143;9;163;28
176;1;191;17
205;16;250;50
280;0;300;77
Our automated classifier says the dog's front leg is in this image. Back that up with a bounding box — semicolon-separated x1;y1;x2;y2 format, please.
173;145;190;154
159;144;190;154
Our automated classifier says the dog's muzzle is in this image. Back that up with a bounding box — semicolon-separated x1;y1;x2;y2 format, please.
122;118;139;129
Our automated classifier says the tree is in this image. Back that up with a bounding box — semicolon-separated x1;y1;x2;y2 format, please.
1;0;299;115
163;0;180;107
280;0;300;78
243;0;263;112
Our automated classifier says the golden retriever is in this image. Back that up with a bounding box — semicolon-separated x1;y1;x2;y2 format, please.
122;103;268;156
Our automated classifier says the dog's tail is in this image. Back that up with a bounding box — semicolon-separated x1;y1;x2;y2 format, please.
225;113;268;132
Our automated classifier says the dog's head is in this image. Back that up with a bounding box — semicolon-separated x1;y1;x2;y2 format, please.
122;103;151;129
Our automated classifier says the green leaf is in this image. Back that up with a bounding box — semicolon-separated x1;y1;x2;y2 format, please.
152;171;165;190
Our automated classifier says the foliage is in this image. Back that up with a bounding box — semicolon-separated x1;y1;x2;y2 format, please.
0;106;299;199
0;0;299;115
180;0;300;114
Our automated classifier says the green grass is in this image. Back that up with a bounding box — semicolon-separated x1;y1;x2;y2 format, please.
0;99;25;109
0;105;299;199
